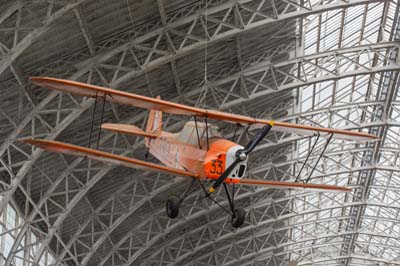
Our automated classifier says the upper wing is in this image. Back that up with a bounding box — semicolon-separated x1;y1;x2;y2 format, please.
23;139;198;178
230;178;350;192
30;77;378;141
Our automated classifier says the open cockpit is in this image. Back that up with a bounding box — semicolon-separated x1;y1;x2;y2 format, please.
176;121;221;146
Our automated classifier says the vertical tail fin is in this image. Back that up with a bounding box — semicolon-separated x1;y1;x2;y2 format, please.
146;96;162;136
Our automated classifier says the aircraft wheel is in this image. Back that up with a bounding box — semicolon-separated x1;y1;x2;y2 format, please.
166;197;180;218
231;208;246;228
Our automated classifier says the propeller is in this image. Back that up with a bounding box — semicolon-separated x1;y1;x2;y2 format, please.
209;122;273;192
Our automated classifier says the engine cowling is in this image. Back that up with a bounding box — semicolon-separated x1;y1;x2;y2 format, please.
203;139;247;180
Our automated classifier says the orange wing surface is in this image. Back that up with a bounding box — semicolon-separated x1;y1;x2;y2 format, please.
229;178;351;192
24;139;350;192
30;77;378;141
23;139;198;178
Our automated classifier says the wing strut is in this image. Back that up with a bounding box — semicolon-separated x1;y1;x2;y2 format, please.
193;116;202;149
87;92;107;149
223;183;235;215
87;91;98;148
97;93;107;149
294;133;320;182
296;133;334;184
205;116;209;150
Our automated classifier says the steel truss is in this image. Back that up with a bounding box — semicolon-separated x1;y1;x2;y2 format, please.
3;0;383;217
1;40;396;265
0;0;399;265
94;135;400;265
2;42;399;266
0;0;87;76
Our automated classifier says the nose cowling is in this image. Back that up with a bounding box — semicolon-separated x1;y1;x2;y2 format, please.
209;123;273;192
225;146;247;179
203;140;247;179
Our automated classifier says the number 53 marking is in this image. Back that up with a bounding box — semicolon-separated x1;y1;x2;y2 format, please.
210;159;223;174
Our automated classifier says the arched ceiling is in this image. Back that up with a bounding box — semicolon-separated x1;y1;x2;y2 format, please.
0;0;399;266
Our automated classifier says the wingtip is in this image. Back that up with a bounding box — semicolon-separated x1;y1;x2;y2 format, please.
29;76;46;84
22;138;43;146
29;76;40;81
100;123;112;129
22;139;51;150
29;76;55;82
21;138;44;149
21;138;34;144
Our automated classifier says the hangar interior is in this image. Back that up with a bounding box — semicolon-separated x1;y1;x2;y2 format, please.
0;0;400;265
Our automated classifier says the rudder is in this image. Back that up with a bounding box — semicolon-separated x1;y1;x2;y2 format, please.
146;95;162;136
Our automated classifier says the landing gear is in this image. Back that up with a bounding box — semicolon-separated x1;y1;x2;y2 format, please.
231;208;246;228
166;197;179;218
165;179;197;219
223;183;246;228
165;179;247;228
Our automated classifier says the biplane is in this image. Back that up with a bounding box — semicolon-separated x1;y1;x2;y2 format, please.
24;77;377;228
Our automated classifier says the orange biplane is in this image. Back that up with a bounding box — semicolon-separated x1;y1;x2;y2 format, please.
24;77;377;227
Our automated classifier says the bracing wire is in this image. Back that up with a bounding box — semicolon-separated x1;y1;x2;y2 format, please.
126;0;154;97
196;0;209;109
204;0;208;85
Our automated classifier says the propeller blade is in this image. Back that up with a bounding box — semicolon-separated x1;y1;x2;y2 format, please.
243;123;272;154
209;122;274;192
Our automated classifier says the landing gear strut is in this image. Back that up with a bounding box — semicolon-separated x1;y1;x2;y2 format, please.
224;183;246;228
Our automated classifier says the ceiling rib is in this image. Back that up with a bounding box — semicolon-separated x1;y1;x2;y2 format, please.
3;0;367;218
2;39;399;266
1;1;399;265
0;0;86;76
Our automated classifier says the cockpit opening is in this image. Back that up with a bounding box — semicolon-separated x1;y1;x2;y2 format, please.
176;121;221;145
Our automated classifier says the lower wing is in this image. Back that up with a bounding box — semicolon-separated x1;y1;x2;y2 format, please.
23;139;349;192
229;178;350;192
23;139;198;178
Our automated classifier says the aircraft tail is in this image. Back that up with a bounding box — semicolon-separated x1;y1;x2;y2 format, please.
146;96;162;136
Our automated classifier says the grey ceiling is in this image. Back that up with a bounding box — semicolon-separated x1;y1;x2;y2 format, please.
0;0;399;266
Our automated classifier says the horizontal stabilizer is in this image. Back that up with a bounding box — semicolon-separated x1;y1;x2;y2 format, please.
101;123;158;138
23;139;198;178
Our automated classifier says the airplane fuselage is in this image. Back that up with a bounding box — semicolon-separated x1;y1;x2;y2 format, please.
146;132;248;180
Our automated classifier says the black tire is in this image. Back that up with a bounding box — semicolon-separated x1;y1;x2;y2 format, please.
231;208;246;228
166;197;180;218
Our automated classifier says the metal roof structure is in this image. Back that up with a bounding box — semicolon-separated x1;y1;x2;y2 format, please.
0;0;399;265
